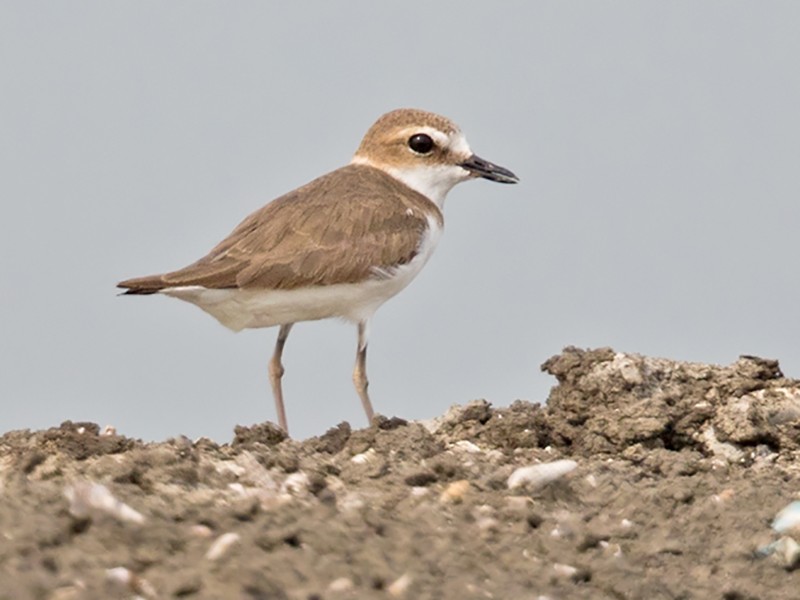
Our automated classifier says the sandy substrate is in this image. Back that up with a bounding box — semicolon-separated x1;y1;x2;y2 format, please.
2;347;800;599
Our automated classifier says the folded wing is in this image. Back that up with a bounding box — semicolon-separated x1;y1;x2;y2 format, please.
118;165;441;295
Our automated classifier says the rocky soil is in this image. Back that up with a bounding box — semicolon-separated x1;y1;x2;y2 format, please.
3;347;800;599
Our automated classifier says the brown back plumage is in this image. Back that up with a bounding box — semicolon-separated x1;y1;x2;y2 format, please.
117;164;443;294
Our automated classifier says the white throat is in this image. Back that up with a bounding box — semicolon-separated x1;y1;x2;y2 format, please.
351;156;470;210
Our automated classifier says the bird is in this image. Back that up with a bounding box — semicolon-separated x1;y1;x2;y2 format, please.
118;108;518;434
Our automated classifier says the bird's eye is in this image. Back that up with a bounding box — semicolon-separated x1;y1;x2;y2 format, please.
408;133;434;154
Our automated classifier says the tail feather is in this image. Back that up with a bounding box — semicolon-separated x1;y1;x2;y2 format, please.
117;275;168;295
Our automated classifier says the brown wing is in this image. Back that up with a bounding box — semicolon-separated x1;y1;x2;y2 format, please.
118;164;442;294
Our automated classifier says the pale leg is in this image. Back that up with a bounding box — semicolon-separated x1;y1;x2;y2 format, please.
353;320;375;425
268;323;294;433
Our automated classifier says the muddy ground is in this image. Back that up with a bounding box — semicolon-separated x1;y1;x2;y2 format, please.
3;347;800;599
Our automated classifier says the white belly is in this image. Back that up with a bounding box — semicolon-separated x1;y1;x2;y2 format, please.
161;216;443;332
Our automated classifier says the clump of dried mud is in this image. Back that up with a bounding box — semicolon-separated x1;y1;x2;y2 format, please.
2;347;800;599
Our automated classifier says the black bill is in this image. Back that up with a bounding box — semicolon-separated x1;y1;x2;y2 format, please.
460;154;519;184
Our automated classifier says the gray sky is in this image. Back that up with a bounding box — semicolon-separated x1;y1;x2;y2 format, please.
2;2;798;442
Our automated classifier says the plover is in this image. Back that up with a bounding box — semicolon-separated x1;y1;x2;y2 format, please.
118;108;518;433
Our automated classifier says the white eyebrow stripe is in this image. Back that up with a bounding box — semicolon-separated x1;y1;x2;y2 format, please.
448;131;472;158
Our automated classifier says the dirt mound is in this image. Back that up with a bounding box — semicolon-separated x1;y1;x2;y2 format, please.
543;347;800;456
2;347;800;599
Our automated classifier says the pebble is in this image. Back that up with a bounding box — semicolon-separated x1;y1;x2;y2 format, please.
105;567;156;598
190;524;213;538
700;426;745;463
599;540;623;558
485;449;505;463
451;440;482;454
476;516;500;533
552;563;578;578
550;524;567;539
772;501;800;534
711;488;736;504
472;504;499;533
235;451;279;490
64;482;144;525
439;480;470;504
171;574;202;597
351;448;376;464
577;531;610;552
327;577;355;592
505;496;533;512
228;482;247;495
280;472;311;496
552;562;590;582
387;573;412;597
337;492;366;513
758;536;800;569
205;532;241;561
410;486;430;498
507;460;577;490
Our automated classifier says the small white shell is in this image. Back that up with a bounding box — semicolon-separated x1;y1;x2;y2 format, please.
205;532;241;561
64;482;145;525
105;567;133;587
507;460;577;490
